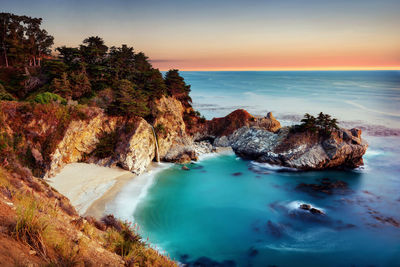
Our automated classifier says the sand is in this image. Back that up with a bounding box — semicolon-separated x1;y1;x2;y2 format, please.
48;163;135;216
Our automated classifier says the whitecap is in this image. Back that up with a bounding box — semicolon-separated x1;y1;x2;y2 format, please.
285;200;325;214
250;161;298;172
364;149;384;157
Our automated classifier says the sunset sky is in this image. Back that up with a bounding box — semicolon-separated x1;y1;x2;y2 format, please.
3;0;400;71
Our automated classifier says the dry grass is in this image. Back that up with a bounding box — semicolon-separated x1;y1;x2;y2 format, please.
103;217;177;267
13;195;49;259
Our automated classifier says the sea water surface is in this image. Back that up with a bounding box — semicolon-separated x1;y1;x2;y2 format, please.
109;71;400;266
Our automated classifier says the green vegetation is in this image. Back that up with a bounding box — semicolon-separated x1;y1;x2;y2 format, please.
298;112;339;135
34;92;66;105
0;83;15;100
154;123;167;137
165;69;192;107
0;13;192;119
90;130;119;159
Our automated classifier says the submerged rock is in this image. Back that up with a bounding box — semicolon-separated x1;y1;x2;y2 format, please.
297;179;351;195
181;166;190;171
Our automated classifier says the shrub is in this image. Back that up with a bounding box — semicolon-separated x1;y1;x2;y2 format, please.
0;83;16;101
154;123;166;136
34;92;67;105
91;131;119;159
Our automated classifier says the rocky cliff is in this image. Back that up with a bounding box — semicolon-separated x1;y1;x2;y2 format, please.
0;99;368;180
0;98;187;178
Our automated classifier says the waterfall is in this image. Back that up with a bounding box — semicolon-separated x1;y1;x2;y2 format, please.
151;126;160;163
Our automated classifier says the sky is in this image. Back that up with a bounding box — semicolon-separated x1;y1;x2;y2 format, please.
2;0;400;71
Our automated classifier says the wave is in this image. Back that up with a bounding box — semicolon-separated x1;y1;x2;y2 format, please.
197;149;234;161
285;200;325;213
250;161;298;172
105;163;173;221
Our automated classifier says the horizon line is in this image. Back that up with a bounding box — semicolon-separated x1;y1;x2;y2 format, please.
158;67;400;72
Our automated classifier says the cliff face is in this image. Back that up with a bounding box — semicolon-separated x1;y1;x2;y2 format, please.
114;118;156;174
47;111;120;177
47;96;198;176
152;96;197;163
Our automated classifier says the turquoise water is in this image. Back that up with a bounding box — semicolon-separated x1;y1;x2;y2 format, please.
111;71;400;266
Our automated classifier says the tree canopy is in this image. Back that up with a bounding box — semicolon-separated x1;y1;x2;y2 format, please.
0;13;193;122
0;13;54;67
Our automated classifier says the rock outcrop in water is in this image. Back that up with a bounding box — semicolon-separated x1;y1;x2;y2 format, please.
211;122;368;170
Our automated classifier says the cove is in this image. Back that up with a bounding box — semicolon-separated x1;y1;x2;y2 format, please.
111;141;400;266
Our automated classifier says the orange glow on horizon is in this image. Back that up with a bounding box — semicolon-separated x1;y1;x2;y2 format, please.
157;66;400;72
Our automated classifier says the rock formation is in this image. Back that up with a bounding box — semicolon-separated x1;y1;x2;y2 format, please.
211;125;367;170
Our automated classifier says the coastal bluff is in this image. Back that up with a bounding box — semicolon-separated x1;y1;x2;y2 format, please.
1;99;368;178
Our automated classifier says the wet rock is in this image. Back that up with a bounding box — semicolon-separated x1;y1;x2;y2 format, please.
299;204;311;210
309;208;324;215
181;166;190;171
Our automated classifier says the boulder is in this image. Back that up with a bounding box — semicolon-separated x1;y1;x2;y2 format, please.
299;204;311;210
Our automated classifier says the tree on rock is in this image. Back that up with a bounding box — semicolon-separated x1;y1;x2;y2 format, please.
299;112;339;135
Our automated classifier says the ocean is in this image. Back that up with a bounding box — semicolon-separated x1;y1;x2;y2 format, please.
108;71;400;267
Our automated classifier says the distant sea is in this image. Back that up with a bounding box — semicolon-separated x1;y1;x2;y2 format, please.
109;71;400;267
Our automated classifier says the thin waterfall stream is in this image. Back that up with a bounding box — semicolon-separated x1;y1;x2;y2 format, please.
151;126;160;162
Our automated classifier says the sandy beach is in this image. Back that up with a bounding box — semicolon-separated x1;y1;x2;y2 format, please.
48;163;135;216
48;149;233;219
